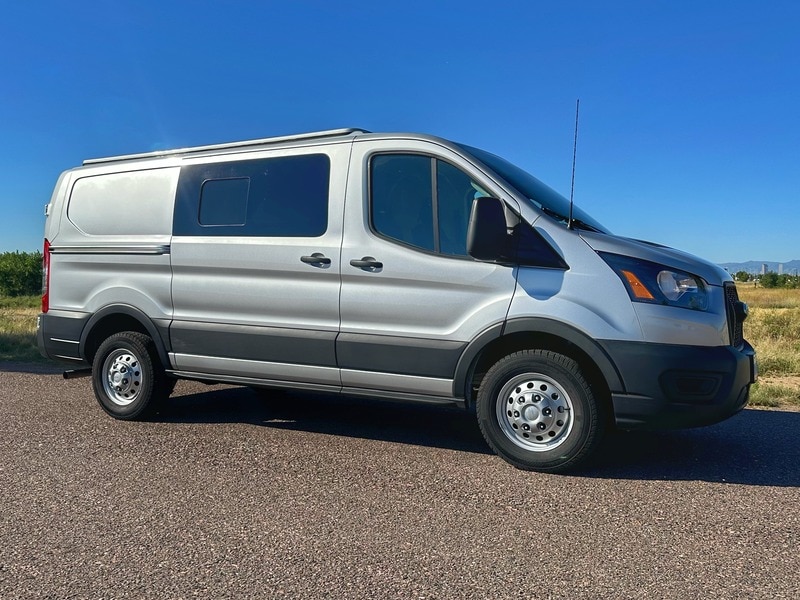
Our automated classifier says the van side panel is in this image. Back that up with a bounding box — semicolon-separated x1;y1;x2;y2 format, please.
68;169;175;235
169;143;349;384
51;165;177;315
40;165;179;363
338;139;519;396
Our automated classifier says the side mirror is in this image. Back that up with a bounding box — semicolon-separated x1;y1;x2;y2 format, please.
467;197;509;261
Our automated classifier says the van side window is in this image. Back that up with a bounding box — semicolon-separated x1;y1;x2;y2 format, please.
174;154;329;237
199;178;249;226
371;155;435;251
370;154;485;256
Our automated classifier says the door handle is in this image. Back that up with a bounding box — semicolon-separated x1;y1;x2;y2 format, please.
300;253;331;266
349;256;383;270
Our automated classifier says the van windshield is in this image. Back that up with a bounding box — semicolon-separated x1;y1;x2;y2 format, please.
458;144;610;234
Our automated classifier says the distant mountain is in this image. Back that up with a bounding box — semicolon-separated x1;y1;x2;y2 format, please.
719;260;800;275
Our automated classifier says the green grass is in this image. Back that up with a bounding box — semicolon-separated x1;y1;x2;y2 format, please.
749;382;800;409
0;295;39;309
0;295;43;362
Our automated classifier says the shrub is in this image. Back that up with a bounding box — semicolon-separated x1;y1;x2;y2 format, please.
0;251;43;297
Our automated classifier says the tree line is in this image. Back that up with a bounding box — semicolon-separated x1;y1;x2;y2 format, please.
735;271;800;288
0;251;43;296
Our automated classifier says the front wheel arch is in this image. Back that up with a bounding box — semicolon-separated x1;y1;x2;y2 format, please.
461;328;614;420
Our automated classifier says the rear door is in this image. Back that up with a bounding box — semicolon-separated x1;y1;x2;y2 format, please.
169;142;349;387
338;139;518;398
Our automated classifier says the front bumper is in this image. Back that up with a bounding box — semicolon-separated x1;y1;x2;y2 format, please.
600;339;756;429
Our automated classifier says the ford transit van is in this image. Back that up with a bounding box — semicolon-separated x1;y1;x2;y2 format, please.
37;128;756;472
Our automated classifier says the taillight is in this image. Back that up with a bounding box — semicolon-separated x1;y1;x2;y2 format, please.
42;238;50;313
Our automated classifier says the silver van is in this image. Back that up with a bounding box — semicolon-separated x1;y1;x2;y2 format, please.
37;128;756;472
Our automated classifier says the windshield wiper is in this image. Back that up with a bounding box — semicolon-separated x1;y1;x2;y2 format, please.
568;218;600;233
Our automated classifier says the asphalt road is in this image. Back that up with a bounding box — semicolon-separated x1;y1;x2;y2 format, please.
1;362;798;599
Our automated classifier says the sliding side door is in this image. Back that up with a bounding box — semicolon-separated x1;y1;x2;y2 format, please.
169;142;349;388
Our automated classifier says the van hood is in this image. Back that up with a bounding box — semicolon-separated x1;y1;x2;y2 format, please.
578;230;732;286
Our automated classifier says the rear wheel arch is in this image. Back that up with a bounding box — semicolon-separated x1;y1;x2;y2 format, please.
80;305;170;367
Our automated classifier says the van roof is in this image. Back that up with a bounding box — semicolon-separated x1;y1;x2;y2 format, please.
82;128;370;166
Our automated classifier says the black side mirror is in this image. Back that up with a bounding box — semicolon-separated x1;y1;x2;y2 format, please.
467;197;509;261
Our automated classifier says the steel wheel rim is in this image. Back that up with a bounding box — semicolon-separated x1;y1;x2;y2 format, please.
102;349;144;406
496;373;574;452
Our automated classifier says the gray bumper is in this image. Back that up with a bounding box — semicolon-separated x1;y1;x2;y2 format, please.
37;311;90;365
601;339;756;429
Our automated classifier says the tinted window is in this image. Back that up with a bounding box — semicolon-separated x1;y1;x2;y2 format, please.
437;161;476;256
371;155;434;251
199;178;248;226
174;154;329;237
458;143;609;234
371;154;486;256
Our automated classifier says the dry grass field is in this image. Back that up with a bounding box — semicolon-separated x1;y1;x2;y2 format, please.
2;285;798;409
737;284;800;409
0;295;41;362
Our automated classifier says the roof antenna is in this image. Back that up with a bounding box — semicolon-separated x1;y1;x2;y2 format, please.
568;99;580;230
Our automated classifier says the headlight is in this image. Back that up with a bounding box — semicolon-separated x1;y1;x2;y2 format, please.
658;270;699;301
599;252;709;311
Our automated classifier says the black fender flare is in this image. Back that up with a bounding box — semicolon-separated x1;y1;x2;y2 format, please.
453;317;624;398
79;304;171;367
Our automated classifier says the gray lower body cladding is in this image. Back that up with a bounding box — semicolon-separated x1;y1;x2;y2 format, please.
38;311;756;430
37;311;87;362
602;339;756;429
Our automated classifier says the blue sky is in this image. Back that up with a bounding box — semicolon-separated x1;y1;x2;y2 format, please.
1;0;797;263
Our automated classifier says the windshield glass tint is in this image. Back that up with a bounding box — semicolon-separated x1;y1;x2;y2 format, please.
458;144;610;234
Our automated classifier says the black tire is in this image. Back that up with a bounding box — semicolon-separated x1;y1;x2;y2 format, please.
476;349;604;473
91;331;170;420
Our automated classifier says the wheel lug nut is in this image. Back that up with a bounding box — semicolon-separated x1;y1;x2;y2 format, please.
538;423;547;430
522;424;530;431
543;408;552;416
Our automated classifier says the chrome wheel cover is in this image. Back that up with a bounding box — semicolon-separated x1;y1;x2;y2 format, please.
496;373;574;452
102;349;144;406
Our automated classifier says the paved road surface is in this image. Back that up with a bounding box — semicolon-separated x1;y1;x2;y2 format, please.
1;363;798;599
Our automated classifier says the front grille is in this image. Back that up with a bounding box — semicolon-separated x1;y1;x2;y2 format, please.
723;282;744;347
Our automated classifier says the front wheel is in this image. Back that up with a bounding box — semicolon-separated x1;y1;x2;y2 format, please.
476;350;605;473
91;331;170;420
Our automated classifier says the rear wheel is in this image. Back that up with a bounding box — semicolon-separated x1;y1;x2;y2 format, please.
91;331;170;420
476;349;604;473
